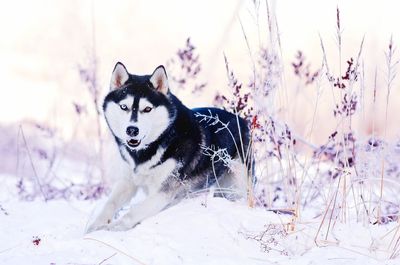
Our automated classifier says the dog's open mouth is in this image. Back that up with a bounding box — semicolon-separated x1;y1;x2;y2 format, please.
127;139;141;148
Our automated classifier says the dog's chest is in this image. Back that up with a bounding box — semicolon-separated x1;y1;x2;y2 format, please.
121;147;177;188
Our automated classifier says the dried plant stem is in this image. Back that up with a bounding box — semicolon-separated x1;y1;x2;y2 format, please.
388;224;400;250
246;131;256;207
336;6;351;178
95;108;105;183
19;125;47;202
390;235;400;259
233;107;255;204
297;60;324;216
265;0;288;111
372;68;378;137
89;0;105;184
238;17;256;86
98;252;117;265
314;190;335;245
378;36;399;223
325;174;342;240
84;237;146;265
221;54;256;204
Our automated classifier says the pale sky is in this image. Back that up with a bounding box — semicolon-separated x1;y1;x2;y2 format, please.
1;0;399;140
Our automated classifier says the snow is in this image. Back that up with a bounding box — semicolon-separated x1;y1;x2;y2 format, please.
0;192;399;265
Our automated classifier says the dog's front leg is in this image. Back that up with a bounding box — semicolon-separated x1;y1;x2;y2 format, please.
85;177;137;233
108;190;174;231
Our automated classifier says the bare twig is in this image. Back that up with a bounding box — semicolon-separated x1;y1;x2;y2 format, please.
98;252;117;265
18;125;47;202
84;237;147;265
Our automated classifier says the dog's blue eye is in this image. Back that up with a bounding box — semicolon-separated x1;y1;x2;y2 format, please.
143;106;152;113
120;104;128;111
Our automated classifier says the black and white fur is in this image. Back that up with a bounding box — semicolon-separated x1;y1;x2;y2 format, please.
86;63;250;232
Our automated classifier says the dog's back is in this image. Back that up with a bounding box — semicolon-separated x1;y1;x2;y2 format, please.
187;107;251;197
193;107;250;162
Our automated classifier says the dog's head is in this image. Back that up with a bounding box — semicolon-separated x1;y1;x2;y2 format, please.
103;62;175;150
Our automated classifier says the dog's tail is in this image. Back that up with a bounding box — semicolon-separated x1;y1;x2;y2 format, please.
229;154;256;204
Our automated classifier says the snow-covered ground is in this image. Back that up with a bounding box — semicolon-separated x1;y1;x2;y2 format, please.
0;189;398;265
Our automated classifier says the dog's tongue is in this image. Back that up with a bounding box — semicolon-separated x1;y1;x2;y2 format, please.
127;139;140;147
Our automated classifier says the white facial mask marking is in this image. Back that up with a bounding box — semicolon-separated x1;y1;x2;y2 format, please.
105;96;172;150
135;98;171;148
104;95;134;142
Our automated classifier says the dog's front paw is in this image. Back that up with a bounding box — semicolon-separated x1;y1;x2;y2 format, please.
85;219;112;234
85;224;105;234
107;218;140;231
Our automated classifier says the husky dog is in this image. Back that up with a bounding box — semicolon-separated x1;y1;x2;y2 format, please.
86;63;250;232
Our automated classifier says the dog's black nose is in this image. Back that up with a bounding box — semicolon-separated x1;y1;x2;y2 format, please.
126;126;139;137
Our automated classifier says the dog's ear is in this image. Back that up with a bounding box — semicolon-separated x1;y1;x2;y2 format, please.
149;65;169;94
110;62;129;90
